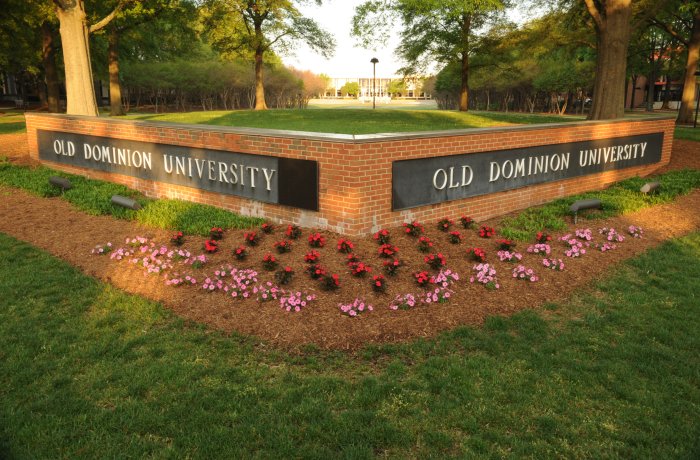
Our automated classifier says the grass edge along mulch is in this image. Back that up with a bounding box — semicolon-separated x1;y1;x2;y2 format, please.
0;231;699;458
1;155;699;241
0;156;262;235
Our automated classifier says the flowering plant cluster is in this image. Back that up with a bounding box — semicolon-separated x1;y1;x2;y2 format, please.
598;242;617;252
560;235;587;258
372;275;387;293
233;245;248;260
304;250;320;263
256;281;282;302
431;269;460;287
470;263;499;289
346;253;360;264
497;250;523;263
424;252;447;269
337;238;354;253
274;266;294;285
496;238;515;250
280;291;316;312
136;246;175;274
285;224;302;240
171;231;184;246
202;276;226;292
110;246;136;261
449;231;462;244
389;293;417;310
170;249;191;261
542;258;565;271
383;258;401;276
599;227;625;243
165;273;197;287
460;215;474;229
126;236;150;248
535;232;552;244
466;247;486;262
417;236;433;252
349;261;372;277
185;254;208;269
378;244;398;258
628;225;644;238
228;268;259;299
479;225;496;238
421;286;453;304
307;264;327;280
244;231;260;246
373;229;391;244
320;273;340;291
262;253;278;271
437;218;453;231
308;232;326;248
209;227;224;240
274;240;292;253
414;270;432;287
527;243;551;255
512;265;539;282
403;221;424;237
204;239;218;253
575;228;593;241
91;242;113;255
261;222;274;234
339;298;373;317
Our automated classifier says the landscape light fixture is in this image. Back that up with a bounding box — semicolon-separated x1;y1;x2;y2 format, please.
694;70;700;128
640;181;660;195
111;194;141;210
48;176;72;191
569;198;602;224
371;57;379;109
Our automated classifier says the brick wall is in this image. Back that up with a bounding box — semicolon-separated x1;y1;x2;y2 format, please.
25;113;675;236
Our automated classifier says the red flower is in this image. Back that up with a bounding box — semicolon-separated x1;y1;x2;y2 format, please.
304;250;320;263
308;232;326;248
337;238;354;253
204;239;218;253
373;229;390;244
378;244;398;258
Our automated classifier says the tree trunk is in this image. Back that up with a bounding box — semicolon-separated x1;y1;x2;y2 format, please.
55;1;99;116
42;22;61;113
585;0;632;120
677;10;700;124
458;14;471;112
108;28;125;116
647;34;656;112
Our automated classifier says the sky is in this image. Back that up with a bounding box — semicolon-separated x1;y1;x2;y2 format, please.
283;0;403;78
282;1;538;79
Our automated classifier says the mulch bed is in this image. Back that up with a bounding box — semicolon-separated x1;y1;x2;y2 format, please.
1;134;699;350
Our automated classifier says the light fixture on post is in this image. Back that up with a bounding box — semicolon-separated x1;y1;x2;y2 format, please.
370;57;379;109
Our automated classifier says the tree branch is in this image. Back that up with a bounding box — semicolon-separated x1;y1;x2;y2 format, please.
89;0;134;33
583;0;603;29
650;18;689;46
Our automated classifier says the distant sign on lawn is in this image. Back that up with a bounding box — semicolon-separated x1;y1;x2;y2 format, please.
38;129;319;211
392;132;664;210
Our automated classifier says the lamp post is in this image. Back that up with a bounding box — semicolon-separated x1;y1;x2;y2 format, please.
370;57;379;109
694;70;700;128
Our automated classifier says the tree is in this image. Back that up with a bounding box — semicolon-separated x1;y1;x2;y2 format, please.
353;0;509;111
651;1;700;123
203;0;335;110
340;81;359;97
578;0;660;119
89;0;197;116
0;0;61;112
52;0;132;116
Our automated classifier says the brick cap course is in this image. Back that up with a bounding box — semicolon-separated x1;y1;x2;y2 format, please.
24;112;676;145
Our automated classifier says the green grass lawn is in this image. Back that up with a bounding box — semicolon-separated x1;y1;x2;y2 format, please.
1;231;699;458
0;112;26;134
124;109;581;135
675;126;700;142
